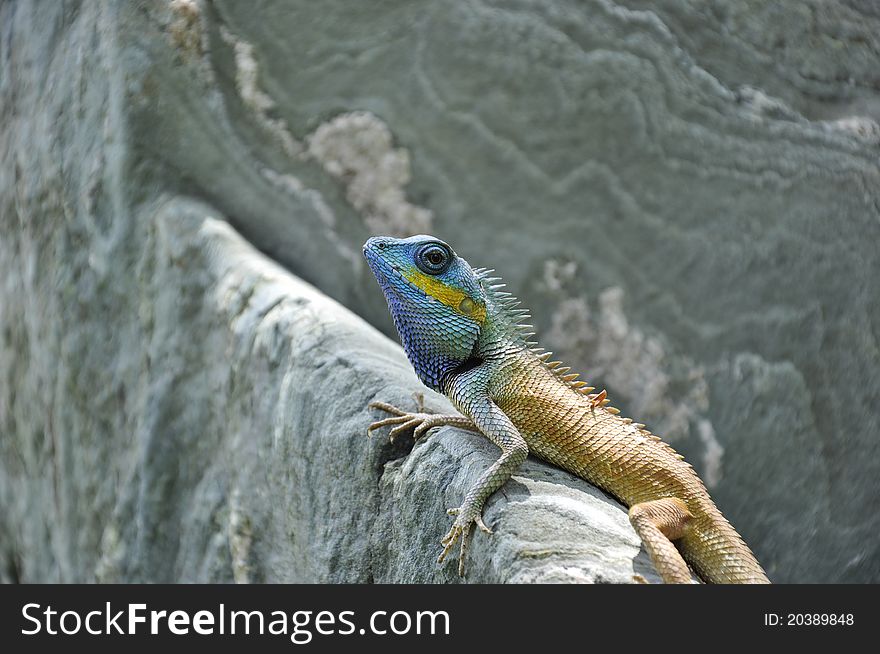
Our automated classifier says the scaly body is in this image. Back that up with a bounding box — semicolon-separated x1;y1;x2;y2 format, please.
364;235;769;584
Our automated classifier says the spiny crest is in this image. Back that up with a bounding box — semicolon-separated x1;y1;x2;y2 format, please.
474;268;536;344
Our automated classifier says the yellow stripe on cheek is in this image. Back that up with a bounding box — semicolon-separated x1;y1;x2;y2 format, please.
402;269;486;323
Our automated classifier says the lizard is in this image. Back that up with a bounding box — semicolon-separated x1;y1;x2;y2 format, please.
363;234;769;584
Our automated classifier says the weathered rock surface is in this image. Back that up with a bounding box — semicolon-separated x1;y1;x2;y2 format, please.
2;0;879;582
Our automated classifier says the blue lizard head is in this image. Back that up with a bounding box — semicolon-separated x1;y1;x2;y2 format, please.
364;235;487;391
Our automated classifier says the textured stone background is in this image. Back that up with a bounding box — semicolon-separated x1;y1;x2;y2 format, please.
1;0;878;582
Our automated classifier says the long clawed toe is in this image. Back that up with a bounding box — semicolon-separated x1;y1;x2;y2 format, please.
438;523;473;577
438;507;493;577
367;398;437;443
388;418;423;443
368;401;409;416
366;412;411;437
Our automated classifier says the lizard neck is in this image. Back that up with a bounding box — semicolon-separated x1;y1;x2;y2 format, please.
439;310;526;397
475;311;527;363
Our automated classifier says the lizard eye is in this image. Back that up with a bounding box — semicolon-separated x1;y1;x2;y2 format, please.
416;243;452;275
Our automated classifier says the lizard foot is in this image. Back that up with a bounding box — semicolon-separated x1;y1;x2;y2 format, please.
438;503;492;577
367;402;443;443
367;397;477;444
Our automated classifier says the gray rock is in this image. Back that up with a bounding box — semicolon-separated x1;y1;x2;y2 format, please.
2;0;879;582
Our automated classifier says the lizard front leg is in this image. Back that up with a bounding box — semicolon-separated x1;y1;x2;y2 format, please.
437;395;529;576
